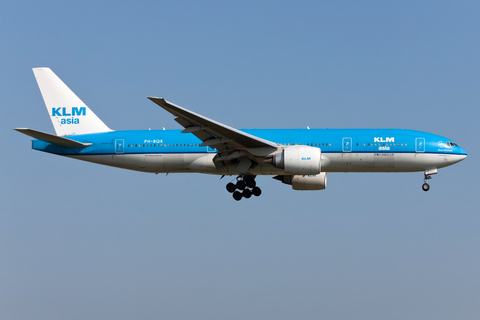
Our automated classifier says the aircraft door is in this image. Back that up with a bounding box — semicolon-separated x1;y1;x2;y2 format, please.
342;137;352;152
115;139;124;154
415;138;425;153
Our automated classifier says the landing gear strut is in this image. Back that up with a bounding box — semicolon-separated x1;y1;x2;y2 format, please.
226;175;262;200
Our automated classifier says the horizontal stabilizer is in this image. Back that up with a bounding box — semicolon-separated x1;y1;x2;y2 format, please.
14;128;92;148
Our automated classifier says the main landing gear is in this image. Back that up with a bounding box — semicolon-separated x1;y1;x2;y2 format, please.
226;175;262;201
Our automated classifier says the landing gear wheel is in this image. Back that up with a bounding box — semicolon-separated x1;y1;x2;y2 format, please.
252;186;262;197
233;191;243;201
229;175;261;200
244;176;256;188
236;180;246;190
422;183;430;192
243;189;252;198
226;182;236;193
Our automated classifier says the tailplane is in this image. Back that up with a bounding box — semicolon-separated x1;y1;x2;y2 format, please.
33;68;111;136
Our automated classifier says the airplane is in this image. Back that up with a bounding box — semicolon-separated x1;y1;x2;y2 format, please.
16;68;467;200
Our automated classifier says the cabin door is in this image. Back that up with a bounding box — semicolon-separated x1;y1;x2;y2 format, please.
342;137;352;152
115;139;124;154
415;138;425;153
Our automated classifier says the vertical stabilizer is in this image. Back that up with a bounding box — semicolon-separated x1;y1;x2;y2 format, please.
33;68;111;136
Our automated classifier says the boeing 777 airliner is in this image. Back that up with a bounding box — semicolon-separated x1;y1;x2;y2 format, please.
16;68;467;200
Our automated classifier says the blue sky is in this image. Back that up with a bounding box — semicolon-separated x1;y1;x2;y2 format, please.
1;1;479;319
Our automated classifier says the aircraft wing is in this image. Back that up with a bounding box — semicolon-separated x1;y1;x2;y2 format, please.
148;97;278;153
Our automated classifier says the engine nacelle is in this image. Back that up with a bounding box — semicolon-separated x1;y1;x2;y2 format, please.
274;173;328;191
265;146;321;175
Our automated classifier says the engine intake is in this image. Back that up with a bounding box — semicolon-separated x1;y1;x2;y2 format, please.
264;145;321;175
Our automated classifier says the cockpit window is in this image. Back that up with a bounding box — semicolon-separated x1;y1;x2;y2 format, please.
446;142;458;147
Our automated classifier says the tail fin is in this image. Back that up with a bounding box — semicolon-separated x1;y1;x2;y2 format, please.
33;68;111;136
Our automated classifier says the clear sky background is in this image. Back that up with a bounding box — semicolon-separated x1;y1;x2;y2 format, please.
1;1;479;319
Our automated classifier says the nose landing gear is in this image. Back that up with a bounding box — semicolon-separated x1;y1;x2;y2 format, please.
422;168;437;192
226;175;262;200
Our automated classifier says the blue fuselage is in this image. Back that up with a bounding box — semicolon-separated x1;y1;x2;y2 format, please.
32;128;466;156
31;128;467;175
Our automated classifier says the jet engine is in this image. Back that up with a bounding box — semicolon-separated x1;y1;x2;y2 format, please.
264;145;321;175
274;173;327;190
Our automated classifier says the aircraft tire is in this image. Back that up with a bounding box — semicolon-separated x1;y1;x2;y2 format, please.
422;183;430;192
233;191;243;201
243;189;252;198
226;182;236;193
252;187;262;197
245;176;256;188
236;180;246;190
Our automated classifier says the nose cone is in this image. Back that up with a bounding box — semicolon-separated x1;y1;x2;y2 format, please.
453;147;467;164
